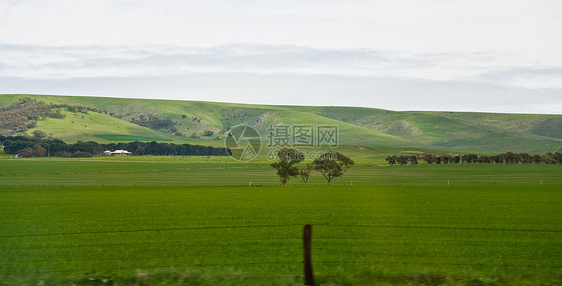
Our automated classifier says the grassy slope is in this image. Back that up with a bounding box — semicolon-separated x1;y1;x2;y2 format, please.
34;109;185;142
308;106;562;153
1;94;561;153
433;111;562;139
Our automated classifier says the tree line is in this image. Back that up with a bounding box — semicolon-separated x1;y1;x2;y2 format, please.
0;135;230;158
386;152;562;165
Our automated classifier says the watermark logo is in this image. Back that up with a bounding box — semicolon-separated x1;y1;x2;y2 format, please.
224;125;262;161
266;125;338;148
224;124;339;161
266;149;339;161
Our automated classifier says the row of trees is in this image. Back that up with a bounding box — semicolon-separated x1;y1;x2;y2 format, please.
270;148;355;185
0;135;230;158
386;152;562;165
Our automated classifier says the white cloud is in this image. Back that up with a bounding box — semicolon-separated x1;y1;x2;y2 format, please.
1;44;561;90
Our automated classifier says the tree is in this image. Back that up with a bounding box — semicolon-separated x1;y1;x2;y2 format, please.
461;154;478;163
299;163;314;185
397;155;409;165
440;154;454;164
270;148;305;186
17;147;33;158
313;151;354;185
16;144;45;158
478;155;492;163
385;155;397;165
408;155;419;165
31;130;47;139
420;153;437;164
32;144;46;157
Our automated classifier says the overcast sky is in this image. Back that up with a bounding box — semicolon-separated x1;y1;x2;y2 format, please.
1;0;561;113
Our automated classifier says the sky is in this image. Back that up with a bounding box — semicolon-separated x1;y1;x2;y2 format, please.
1;0;561;114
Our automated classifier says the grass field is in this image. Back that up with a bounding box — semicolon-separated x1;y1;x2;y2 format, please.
1;157;561;285
1;157;561;187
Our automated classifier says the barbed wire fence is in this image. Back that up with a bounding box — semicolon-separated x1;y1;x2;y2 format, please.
1;224;561;285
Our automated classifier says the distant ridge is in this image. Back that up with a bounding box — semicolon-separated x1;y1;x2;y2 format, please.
1;94;561;154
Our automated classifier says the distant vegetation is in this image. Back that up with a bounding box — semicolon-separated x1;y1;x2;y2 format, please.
386;152;562;165
130;114;175;133
0;135;230;158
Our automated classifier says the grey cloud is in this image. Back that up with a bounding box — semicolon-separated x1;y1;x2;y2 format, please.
2;73;560;114
477;67;562;89
0;43;449;79
480;67;562;80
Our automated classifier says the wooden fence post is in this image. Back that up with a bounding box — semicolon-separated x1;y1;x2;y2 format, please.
303;224;314;286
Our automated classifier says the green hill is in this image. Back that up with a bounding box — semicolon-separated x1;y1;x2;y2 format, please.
0;94;560;154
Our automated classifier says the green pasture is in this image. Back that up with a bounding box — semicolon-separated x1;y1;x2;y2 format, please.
0;183;561;285
0;148;9;159
0;157;561;285
1;157;561;188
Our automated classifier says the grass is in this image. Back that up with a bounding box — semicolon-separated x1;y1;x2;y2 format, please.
94;134;165;142
0;148;8;159
0;184;560;285
1;94;561;152
32;109;183;143
0;157;561;187
0;157;561;285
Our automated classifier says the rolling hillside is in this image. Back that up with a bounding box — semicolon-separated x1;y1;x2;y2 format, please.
1;94;560;154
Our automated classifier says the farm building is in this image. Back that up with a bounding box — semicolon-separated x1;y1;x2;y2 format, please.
105;150;133;156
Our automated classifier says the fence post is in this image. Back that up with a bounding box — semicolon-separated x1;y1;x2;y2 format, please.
303;224;314;286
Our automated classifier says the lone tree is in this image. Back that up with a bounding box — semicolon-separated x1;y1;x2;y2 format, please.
299;163;314;185
17;144;46;158
313;151;354;185
270;148;305;186
31;130;47;139
385;155;397;165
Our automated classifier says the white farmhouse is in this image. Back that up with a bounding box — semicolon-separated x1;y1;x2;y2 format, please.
109;150;133;156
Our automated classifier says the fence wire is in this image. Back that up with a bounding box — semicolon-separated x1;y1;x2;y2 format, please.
1;223;560;278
